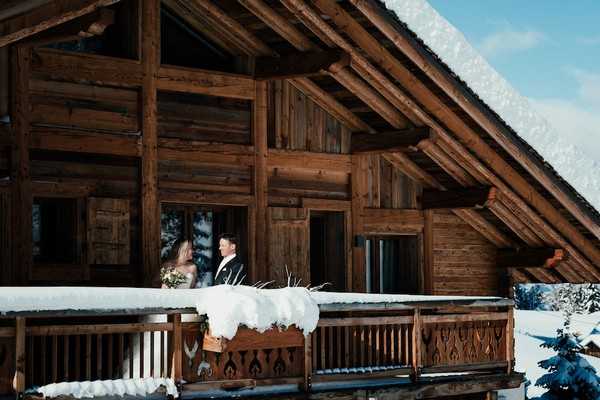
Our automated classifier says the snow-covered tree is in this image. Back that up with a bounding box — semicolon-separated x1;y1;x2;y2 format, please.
586;285;600;314
160;210;183;260
543;284;594;315
514;284;545;310
535;316;600;400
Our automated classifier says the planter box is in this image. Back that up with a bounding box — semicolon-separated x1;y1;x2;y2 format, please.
202;326;304;353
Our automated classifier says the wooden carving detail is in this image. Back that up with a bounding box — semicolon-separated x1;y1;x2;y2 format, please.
87;197;130;265
421;321;506;367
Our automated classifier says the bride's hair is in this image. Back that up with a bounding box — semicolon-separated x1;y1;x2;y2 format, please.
163;238;191;268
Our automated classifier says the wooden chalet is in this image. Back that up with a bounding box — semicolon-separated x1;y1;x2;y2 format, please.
0;0;599;398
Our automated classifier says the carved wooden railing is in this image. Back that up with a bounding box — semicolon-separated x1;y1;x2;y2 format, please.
0;299;514;397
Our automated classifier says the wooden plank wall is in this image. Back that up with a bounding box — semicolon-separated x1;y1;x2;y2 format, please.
267;80;350;153
431;210;500;296
0;189;11;285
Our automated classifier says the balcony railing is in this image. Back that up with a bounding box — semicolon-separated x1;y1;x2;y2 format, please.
0;297;516;397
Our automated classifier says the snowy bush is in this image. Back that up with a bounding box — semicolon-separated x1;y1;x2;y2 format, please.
535;317;600;400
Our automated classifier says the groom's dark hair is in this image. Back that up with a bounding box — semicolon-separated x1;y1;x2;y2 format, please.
219;233;238;248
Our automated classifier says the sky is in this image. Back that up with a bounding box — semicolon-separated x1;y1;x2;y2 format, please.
427;0;600;162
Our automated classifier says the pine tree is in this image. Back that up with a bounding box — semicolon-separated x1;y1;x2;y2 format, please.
587;284;600;314
535;316;600;400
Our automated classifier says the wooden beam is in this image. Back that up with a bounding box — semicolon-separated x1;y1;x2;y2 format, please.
361;208;424;234
351;127;430;154
351;155;368;292
268;149;352;173
289;78;373;133
238;0;317;51
422;187;494;210
157;66;256;100
254;81;269;283
30;127;141;157
32;48;143;87
254;50;349;80
13;317;26;393
497;248;565;269
11;46;32;285
324;0;600;267
158;138;254;166
419;139;478;187
353;0;600;240
23;8;115;48
141;0;160;287
0;0;120;48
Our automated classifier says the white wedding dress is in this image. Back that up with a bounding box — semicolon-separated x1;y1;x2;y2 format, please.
123;272;199;378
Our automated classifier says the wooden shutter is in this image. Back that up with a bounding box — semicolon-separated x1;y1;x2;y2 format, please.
0;190;10;285
267;207;309;287
87;198;130;265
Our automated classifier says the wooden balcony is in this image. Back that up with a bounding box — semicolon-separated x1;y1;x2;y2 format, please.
0;297;523;399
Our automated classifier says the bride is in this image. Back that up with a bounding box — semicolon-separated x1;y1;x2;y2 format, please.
124;239;198;379
160;239;197;289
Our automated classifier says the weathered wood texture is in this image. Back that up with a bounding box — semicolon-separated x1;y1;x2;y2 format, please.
87;198;130;265
158;92;251;144
267;80;351;154
29;78;139;134
0;190;11;285
432;211;500;296
267;207;310;287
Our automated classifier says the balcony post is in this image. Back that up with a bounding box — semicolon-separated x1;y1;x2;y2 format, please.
13;317;26;396
303;332;312;391
170;314;183;385
506;306;514;373
411;308;421;382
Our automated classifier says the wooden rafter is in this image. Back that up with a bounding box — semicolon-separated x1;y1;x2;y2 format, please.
352;0;600;240
301;0;600;279
497;248;566;269
0;0;120;48
422;187;494;210
351;127;430;154
313;0;600;269
254;50;349;80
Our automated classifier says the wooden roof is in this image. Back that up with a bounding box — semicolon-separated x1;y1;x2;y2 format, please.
1;0;599;284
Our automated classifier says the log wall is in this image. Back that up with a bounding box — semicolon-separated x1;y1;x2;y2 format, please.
0;7;507;295
431;210;500;296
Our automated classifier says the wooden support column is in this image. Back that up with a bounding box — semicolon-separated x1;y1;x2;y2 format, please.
141;0;160;287
506;306;514;374
170;314;182;384
13;317;26;394
303;333;312;391
351;155;368;292
11;45;32;285
423;210;434;295
254;81;268;283
411;308;421;382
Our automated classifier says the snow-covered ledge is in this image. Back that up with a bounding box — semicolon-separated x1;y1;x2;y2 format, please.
0;285;511;339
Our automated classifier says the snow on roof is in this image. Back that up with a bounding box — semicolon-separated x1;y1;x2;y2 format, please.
36;377;178;399
381;0;600;212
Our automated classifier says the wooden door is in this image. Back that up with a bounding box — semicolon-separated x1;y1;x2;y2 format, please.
87;198;130;264
267;207;309;287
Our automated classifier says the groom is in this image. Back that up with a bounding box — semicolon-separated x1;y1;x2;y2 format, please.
214;233;244;285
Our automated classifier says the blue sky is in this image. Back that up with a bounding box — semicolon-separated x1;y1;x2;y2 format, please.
428;0;600;161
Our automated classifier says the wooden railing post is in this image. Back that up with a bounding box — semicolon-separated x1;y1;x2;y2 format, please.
411;308;421;382
506;306;514;374
13;317;26;396
170;314;182;386
303;332;312;392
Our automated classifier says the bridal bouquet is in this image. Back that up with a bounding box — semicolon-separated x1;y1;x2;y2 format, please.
160;266;187;289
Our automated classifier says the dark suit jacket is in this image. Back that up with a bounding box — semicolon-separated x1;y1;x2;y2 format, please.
214;255;245;285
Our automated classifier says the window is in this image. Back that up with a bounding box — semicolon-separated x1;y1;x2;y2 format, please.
161;204;248;285
366;236;421;294
33;198;78;264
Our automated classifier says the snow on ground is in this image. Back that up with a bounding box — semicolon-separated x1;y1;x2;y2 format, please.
382;0;600;210
37;377;178;399
514;310;600;398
